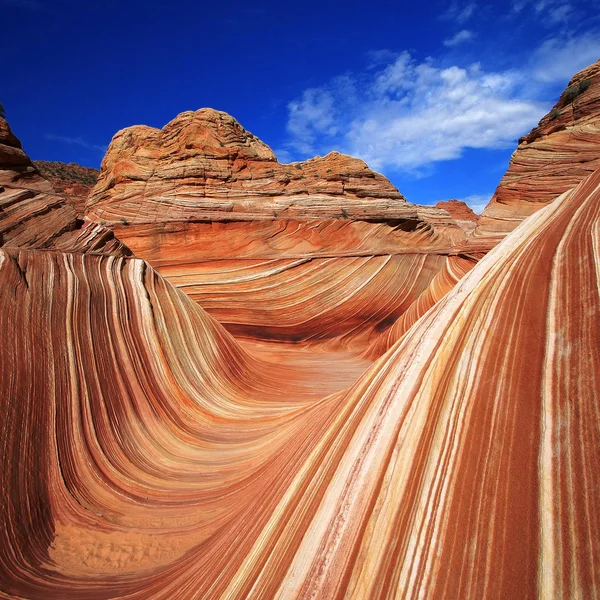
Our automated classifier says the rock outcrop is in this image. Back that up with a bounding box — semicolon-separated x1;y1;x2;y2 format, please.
84;108;471;347
33;160;99;215
435;199;479;234
0;118;128;255
86;109;419;223
476;59;600;238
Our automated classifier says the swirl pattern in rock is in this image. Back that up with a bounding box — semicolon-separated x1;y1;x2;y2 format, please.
2;164;599;599
84;109;469;346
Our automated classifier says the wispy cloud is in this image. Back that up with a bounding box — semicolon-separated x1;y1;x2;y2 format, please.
530;31;600;83
441;1;477;24
458;193;494;214
284;52;545;174
46;134;107;153
511;0;577;24
443;29;475;47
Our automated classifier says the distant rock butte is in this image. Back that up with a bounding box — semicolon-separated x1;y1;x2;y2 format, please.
33;160;99;215
476;59;600;238
0;118;128;255
435;199;479;234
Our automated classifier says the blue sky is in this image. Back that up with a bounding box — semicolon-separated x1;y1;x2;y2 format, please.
1;0;599;211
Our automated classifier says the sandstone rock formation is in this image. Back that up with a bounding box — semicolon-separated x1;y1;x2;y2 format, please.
1;145;599;599
86;109;419;223
33;160;99;215
476;58;600;238
0;118;128;255
435;199;479;234
2;58;600;600
85;108;470;348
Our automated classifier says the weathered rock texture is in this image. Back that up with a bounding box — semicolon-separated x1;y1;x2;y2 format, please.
0;118;128;255
2;160;599;598
435;199;479;234
86;109;471;347
87;108;464;234
476;59;600;237
33;160;99;215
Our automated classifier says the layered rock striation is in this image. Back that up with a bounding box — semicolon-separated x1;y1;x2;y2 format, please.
2;155;599;599
85;109;471;347
86;108;418;223
0;118;128;256
33;160;99;215
476;59;600;237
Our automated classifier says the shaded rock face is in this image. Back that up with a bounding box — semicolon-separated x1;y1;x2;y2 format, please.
33;160;99;215
86;108;469;347
0;118;128;255
476;59;600;237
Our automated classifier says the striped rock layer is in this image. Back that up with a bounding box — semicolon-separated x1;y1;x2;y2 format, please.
0;118;128;256
112;218;476;349
84;109;470;348
476;58;600;239
1;160;599;599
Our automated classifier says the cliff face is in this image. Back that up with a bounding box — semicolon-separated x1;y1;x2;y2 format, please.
476;59;600;237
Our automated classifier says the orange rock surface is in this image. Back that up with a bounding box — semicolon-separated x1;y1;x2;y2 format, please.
33;160;99;215
0;118;128;255
85;109;469;347
435;199;479;235
476;59;600;238
2;59;600;599
1;151;599;599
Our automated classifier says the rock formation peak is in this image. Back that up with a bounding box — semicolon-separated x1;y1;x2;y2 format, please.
476;58;600;238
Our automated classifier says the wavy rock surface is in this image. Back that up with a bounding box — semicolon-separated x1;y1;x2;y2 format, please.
476;59;600;238
85;109;468;346
0;118;128;255
2;160;599;599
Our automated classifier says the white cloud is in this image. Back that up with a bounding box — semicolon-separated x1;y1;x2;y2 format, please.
443;29;475;47
442;1;477;24
285;53;546;173
530;32;600;83
286;88;336;154
458;193;493;214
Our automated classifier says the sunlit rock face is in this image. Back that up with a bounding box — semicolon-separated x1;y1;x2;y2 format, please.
476;59;600;239
86;108;470;348
0;118;128;255
85;108;414;223
435;199;479;235
2;154;599;598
